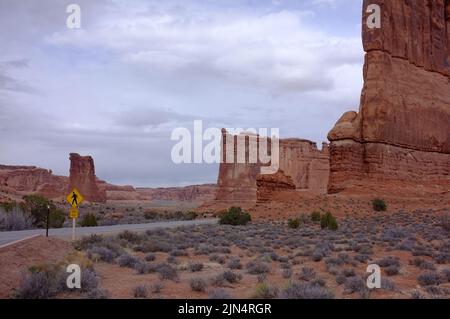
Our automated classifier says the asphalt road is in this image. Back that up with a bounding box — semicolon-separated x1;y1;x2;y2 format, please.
0;218;218;247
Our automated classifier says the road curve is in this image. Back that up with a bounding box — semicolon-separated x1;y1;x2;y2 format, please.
0;218;218;247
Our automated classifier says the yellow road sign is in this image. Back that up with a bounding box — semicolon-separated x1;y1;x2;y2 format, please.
69;207;79;219
66;188;84;207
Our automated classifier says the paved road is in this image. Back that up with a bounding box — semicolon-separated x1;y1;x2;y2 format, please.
0;218;218;247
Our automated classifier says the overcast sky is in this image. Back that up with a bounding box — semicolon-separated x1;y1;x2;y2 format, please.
0;0;364;187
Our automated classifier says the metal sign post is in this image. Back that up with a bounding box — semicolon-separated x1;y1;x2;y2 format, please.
66;188;83;241
46;204;50;237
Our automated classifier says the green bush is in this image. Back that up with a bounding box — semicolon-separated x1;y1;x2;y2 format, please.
144;210;160;220
311;211;321;222
80;213;98;227
219;207;251;226
183;211;198;220
288;218;300;229
320;212;338;231
49;209;65;228
372;198;387;212
0;201;20;212
22;194;53;228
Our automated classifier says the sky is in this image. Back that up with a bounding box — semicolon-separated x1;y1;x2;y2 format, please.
0;0;364;187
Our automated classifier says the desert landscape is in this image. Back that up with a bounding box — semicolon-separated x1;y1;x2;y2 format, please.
0;0;449;301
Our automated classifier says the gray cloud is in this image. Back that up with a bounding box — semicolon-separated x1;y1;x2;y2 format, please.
0;0;363;187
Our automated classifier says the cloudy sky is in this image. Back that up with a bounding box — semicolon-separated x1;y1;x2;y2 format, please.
0;0;364;187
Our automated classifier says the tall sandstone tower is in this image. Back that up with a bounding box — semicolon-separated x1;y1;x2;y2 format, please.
328;0;450;194
68;153;106;203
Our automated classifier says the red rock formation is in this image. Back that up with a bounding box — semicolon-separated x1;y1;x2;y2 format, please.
328;0;450;194
68;153;106;203
256;170;296;202
216;130;330;202
0;165;67;198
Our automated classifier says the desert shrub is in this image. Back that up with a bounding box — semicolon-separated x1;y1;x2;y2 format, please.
144;210;160;220
190;278;207;292
79;269;99;293
117;254;140;268
372;198;387;212
281;282;334;299
140;240;172;253
219;207;251;226
15;271;59;299
417;272;442;286
0;206;34;231
440;268;450;283
222;271;242;284
209;254;226;264
87;246;116;263
246;260;270;275
385;265;400;276
209;288;232;299
132;285;148;298
86;288;110;299
80;213;97;227
441;214;450;232
311;250;323;262
433;253;450;264
156;262;178;281
74;234;104;251
151;282;164;294
376;256;400;268
381;278;397;291
227;258;242;270
188;262;204;272
166;255;177;264
410;290;425;299
134;261;156;274
210;274;226;287
409;258;436;270
49;209;65;228
145;253;156;262
344;277;369;297
298;267;316;281
341;268;356;278
118;230;141;244
311;211;321;222
170;249;188;257
254;282;279;299
336;273;346;285
288;218;300;229
320;212;338;231
183;211;198;220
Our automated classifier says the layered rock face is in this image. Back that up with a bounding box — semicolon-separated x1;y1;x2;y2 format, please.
328;0;450;194
216;130;330;202
68;153;107;203
256;170;296;202
0;165;67;198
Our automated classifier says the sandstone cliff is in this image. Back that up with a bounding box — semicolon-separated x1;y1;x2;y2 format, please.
0;165;67;199
216;130;330;202
328;0;450;194
68;153;107;203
